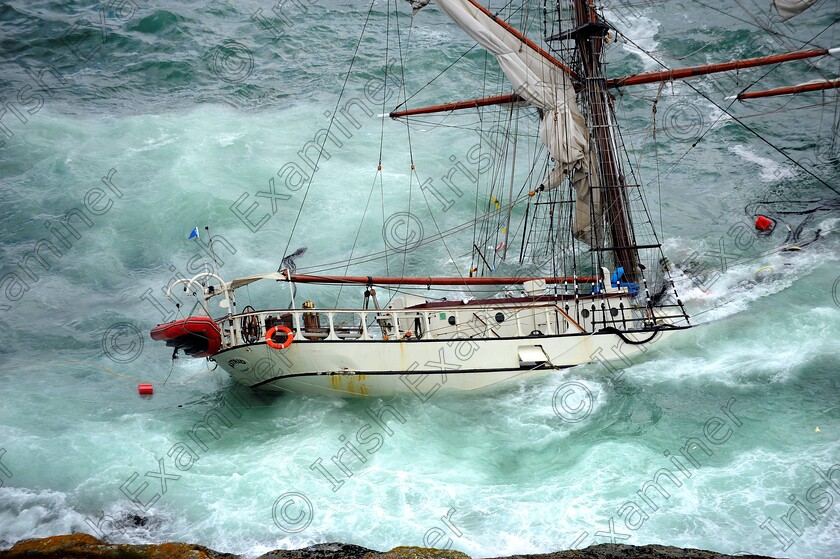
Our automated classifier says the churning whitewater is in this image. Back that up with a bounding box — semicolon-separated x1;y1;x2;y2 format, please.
0;1;839;558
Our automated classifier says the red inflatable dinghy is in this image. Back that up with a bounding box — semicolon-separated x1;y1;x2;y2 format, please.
150;316;221;358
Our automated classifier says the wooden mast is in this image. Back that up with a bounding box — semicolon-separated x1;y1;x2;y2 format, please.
286;273;599;285
608;48;836;88
390;48;838;119
390;93;523;118
736;77;840;100
571;0;638;280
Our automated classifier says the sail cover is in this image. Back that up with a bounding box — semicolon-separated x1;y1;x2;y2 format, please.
773;0;819;20
414;0;599;241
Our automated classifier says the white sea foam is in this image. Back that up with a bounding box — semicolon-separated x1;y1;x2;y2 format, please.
1;2;839;558
602;6;661;71
0;488;87;549
0;488;173;550
730;145;796;182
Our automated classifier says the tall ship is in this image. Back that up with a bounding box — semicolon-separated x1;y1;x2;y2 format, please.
150;0;837;396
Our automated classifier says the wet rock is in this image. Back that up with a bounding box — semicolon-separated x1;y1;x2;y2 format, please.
255;542;378;559
2;533;237;559
493;543;775;558
1;535;777;559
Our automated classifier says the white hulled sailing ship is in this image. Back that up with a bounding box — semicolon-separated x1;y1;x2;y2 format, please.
150;0;836;396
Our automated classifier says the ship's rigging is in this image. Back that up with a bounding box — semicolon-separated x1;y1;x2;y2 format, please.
149;0;837;396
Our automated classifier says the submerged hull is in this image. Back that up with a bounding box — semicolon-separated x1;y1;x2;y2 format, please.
211;327;672;397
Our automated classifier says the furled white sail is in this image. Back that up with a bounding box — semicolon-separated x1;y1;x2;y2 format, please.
773;0;819;20
571;158;602;246
430;0;588;178
416;0;598;241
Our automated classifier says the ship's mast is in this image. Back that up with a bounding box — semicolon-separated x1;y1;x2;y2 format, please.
570;0;639;281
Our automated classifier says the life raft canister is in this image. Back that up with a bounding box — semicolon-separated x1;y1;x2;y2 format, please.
266;325;294;350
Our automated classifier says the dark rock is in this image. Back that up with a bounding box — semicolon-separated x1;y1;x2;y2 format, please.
0;535;778;559
493;543;776;558
255;542;379;558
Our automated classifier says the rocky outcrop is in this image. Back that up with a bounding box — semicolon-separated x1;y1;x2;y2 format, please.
1;533;236;558
0;535;777;559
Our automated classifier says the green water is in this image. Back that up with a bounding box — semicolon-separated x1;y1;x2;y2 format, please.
0;1;838;557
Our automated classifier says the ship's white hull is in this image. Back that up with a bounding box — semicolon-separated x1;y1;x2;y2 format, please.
163;267;690;397
211;328;670;397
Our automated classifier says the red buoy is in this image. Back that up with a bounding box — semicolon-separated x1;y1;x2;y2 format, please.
755;215;773;232
138;384;154;395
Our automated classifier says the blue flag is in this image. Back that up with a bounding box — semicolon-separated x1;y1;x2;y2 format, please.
188;227;199;239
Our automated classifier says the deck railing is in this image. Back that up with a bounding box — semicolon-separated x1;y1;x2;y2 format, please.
212;299;686;350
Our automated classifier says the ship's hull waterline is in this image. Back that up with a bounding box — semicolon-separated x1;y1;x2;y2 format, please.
213;327;676;396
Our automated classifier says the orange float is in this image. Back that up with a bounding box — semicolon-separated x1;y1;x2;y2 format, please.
265;325;294;350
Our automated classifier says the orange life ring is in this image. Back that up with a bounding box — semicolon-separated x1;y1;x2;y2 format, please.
265;325;294;350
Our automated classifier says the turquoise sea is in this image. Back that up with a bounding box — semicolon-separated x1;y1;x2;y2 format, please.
0;0;839;557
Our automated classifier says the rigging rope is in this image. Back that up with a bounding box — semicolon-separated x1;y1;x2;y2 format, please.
615;30;840;197
281;0;379;261
297;193;534;274
393;0;417;294
337;0;395;304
